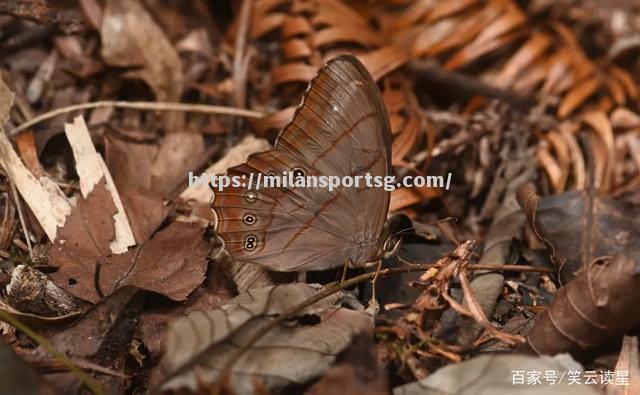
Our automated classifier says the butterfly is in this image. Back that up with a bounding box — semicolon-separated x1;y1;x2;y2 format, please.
212;55;400;272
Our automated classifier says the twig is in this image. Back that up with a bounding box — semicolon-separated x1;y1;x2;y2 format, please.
458;265;525;345
0;310;105;395
467;263;550;273
17;351;126;378
232;0;253;110
409;59;534;110
9;101;265;136
9;181;32;259
154;259;550;391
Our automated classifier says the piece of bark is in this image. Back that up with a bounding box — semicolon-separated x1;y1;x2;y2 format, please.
6;265;87;317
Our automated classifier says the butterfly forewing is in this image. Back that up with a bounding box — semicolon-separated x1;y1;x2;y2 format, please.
212;55;392;271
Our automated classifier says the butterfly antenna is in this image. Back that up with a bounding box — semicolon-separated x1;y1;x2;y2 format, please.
396;254;421;267
392;217;458;237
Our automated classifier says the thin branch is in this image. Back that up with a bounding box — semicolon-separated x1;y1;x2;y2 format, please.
9;101;266;136
409;59;534;110
458;265;525;345
9;182;32;259
233;0;253;110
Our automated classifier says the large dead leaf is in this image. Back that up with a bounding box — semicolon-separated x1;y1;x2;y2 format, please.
100;0;183;128
158;283;373;394
53;215;210;303
50;179;117;298
517;183;640;282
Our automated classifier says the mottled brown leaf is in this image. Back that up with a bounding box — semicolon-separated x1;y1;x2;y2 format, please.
50;179;116;301
99;221;210;302
51;186;209;303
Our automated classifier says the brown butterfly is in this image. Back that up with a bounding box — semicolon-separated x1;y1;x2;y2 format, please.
212;55;400;271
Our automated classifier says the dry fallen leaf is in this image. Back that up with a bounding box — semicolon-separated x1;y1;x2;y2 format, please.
393;353;598;395
100;0;184;129
50;178;116;302
517;183;640;282
0;77;72;241
159;283;374;394
52;212;210;303
64;116;135;253
99;221;210;302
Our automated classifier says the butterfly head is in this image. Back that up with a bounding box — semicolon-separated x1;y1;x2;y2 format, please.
381;234;402;259
379;213;414;259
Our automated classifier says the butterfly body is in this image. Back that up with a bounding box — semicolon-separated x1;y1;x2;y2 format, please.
212;55;394;272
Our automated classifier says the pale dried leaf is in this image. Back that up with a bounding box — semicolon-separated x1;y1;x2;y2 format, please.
0;93;71;241
0;77;71;241
393;354;597;395
64;116;135;253
160;283;373;393
180;135;271;204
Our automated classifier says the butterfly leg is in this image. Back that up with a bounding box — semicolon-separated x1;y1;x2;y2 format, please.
368;260;383;313
340;260;351;283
